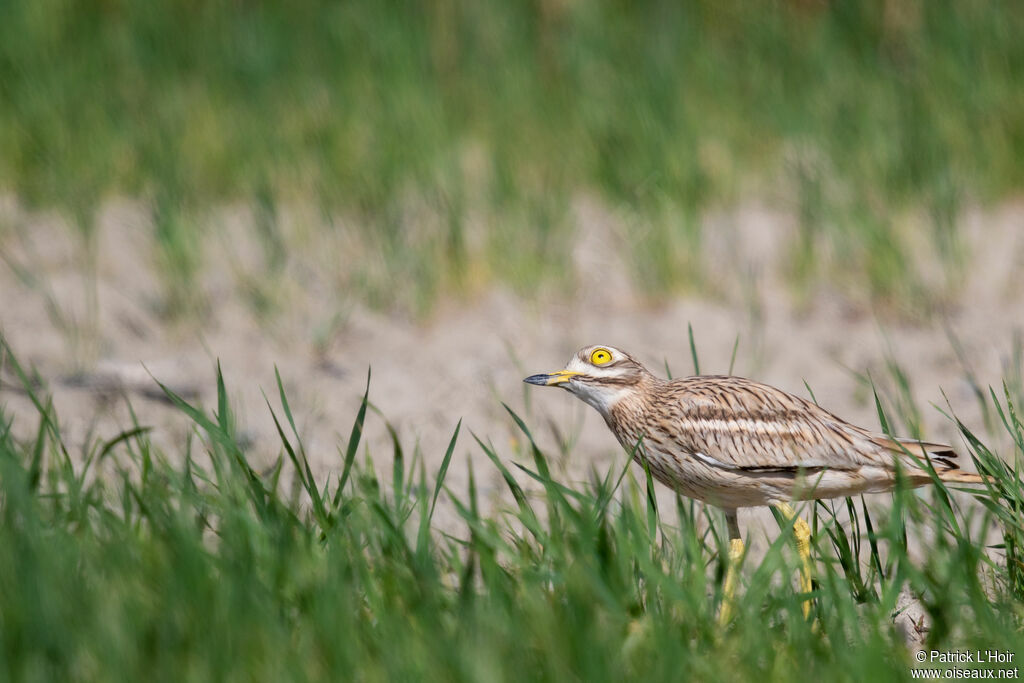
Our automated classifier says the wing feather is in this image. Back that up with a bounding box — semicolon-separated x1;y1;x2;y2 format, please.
641;375;958;474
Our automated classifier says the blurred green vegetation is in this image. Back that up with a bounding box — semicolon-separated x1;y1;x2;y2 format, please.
1;0;1023;309
2;337;1024;681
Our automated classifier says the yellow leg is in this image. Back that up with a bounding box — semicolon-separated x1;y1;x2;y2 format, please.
718;510;743;625
776;502;813;618
719;538;745;625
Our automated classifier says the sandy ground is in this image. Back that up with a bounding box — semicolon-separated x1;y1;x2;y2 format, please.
2;195;1023;641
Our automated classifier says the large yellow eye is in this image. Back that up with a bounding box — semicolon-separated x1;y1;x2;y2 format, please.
590;348;612;365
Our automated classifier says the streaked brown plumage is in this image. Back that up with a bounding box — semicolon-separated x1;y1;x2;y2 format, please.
525;344;984;619
525;345;981;509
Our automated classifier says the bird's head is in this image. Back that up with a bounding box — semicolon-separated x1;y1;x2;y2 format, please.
523;345;652;415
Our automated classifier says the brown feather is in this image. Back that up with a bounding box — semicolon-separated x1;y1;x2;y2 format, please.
531;346;988;507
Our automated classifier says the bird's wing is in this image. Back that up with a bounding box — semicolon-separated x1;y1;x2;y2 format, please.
645;376;956;473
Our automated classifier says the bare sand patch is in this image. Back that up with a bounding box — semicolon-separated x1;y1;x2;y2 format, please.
1;198;1022;565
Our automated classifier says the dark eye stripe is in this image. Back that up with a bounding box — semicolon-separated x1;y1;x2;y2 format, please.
577;375;634;386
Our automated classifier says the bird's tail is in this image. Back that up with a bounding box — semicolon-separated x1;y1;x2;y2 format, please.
937;469;989;485
872;436;991;485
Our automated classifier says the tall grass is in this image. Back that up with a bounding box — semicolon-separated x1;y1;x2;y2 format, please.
2;0;1023;310
1;336;1024;680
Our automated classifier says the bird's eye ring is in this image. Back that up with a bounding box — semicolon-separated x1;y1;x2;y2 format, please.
590;348;612;365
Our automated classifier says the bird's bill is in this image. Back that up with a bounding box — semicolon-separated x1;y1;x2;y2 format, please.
523;370;582;386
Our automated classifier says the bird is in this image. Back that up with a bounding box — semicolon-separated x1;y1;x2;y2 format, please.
523;344;985;621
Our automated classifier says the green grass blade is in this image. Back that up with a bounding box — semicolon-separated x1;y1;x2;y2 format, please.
334;368;371;506
430;419;461;523
688;322;700;376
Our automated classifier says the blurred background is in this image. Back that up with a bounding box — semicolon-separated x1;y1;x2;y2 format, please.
1;0;1023;498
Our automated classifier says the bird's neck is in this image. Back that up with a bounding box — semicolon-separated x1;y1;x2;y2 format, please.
602;374;661;447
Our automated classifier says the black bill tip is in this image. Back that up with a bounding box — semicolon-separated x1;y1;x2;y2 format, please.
523;374;552;386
